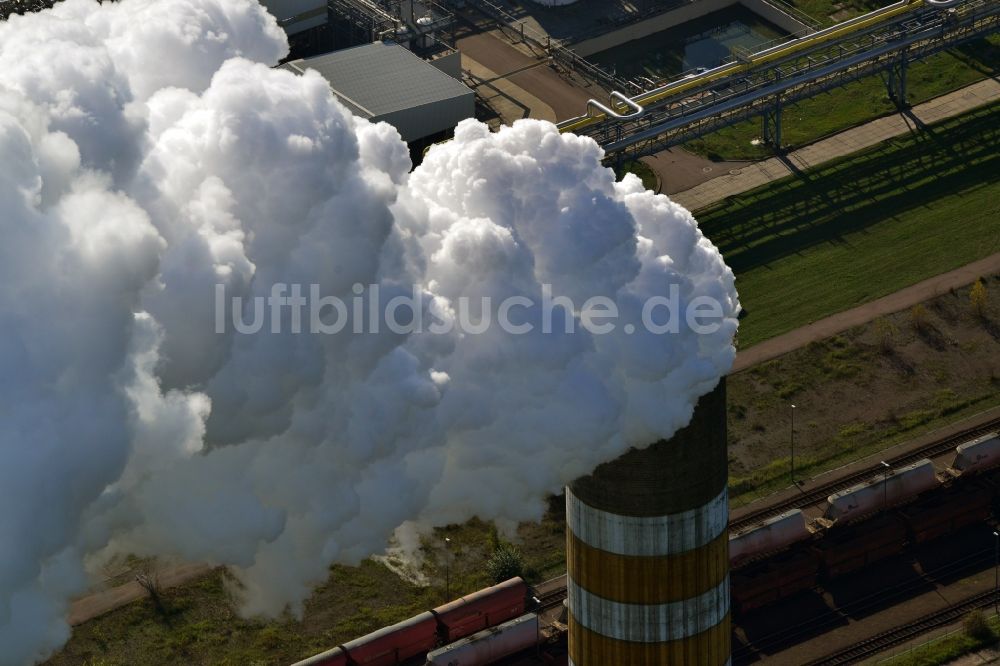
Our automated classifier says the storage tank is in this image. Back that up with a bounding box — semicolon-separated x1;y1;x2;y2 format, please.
565;380;730;665
729;509;811;565
952;432;1000;474
416;16;435;49
425;613;538;666
824;458;938;523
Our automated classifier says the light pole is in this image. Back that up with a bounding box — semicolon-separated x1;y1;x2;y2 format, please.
994;531;999;616
444;537;452;601
880;461;891;510
790;404;796;486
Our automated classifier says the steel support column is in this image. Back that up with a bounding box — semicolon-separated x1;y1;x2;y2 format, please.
887;49;909;108
762;96;783;150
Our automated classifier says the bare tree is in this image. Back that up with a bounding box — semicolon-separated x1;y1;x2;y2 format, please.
135;560;168;617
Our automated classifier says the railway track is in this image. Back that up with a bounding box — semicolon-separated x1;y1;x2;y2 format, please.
804;585;1000;665
730;416;1000;532
733;543;997;663
534;586;568;613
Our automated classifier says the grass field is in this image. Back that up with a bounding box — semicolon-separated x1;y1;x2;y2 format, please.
684;37;1000;161
696;100;1000;348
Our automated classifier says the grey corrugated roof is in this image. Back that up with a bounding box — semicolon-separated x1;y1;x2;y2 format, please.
281;41;472;119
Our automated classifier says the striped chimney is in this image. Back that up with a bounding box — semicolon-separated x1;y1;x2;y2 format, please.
566;379;730;665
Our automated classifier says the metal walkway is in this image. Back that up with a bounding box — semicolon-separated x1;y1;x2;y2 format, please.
556;0;1000;159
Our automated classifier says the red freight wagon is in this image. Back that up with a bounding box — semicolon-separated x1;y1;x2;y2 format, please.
290;646;348;666
340;611;438;666
901;483;992;544
432;577;528;642
818;514;907;578
731;548;819;614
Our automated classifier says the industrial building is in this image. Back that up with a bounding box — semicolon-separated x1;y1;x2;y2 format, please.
264;0;458;60
565;380;730;665
280;41;474;154
261;0;329;36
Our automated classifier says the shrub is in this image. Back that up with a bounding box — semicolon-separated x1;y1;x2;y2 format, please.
875;317;897;353
486;543;524;584
910;303;929;332
970;278;988;319
963;610;993;641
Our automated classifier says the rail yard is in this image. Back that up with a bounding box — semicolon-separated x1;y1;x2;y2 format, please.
286;414;1000;665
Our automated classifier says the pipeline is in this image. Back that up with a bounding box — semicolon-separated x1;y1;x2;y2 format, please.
558;0;958;134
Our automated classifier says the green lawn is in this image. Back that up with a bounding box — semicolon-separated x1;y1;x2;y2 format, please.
684;37;1000;161
695;101;1000;349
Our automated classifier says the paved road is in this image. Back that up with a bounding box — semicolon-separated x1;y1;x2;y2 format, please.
672;77;1000;212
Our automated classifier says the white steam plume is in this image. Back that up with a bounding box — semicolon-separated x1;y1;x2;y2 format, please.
0;0;738;663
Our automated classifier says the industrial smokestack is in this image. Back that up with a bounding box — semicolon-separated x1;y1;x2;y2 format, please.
566;379;730;665
0;1;738;661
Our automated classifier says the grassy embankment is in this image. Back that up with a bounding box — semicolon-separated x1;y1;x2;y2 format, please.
880;612;1000;665
726;275;1000;506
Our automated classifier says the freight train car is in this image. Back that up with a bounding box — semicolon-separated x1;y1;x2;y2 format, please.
816;514;908;578
426;614;539;666
290;578;530;666
339;612;438;666
899;481;993;543
824;459;938;525
292;647;348;666
730;509;814;566
731;548;820;614
950;432;1000;476
431;577;527;642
